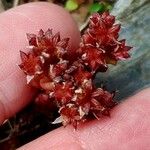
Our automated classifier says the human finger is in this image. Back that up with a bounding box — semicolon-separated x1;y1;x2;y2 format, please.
0;2;80;124
18;88;150;150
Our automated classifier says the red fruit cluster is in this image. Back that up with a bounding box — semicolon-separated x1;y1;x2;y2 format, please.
19;12;132;128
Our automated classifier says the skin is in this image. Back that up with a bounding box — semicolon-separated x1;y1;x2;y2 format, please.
0;2;80;124
0;2;149;150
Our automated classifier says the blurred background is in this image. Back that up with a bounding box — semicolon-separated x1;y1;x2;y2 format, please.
0;0;115;27
0;0;149;149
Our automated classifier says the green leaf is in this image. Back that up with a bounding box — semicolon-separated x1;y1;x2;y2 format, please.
65;0;79;11
89;3;105;14
105;4;113;11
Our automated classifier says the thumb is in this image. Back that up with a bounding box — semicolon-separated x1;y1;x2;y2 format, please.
18;88;150;150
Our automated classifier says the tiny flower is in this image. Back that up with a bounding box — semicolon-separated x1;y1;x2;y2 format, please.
19;51;43;75
54;82;74;105
81;45;107;72
73;66;92;85
49;59;69;79
112;39;132;60
60;105;80;128
101;12;115;27
89;12;121;45
92;88;116;108
27;29;69;63
26;33;37;47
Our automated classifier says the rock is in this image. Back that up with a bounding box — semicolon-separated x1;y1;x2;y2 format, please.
95;0;150;100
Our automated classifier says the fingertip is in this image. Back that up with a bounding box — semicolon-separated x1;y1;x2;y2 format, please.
18;88;150;150
0;2;80;51
0;2;80;123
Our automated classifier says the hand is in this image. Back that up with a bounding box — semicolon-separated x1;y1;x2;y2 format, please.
0;2;149;150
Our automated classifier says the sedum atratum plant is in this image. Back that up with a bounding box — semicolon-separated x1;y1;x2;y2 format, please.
19;12;132;128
